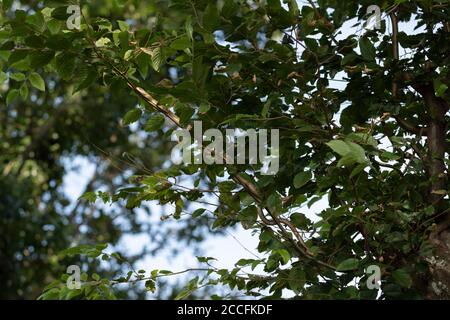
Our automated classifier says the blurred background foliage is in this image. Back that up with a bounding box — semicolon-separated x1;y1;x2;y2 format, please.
0;0;217;299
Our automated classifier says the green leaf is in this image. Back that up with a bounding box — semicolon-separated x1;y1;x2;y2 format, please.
326;140;350;156
434;79;448;97
47;19;62;34
290;213;310;229
8;50;29;66
174;103;194;126
27;11;46;32
240;206;257;229
59;244;99;258
346;142;366;164
10;72;26;81
145;280;156;292
288;268;306;293
293;171;312;188
336;258;359;271
29;72;46;91
171;36;191;51
6;89;19;105
122;108;142;126
144;113;165;131
392;269;412;288
0;40;14;50
192;208;206;218
51;6;71;20
79;191;97;203
95;37;111;47
350;162;366;178
277;249;291;264
327;140;366;166
341;53;358;66
359;37;376;61
267;193;282;215
185;16;193;41
175;287;194;300
203;3;220;31
29;51;55;69
74;70;97;93
199;102;211;114
142;47;164;72
19;83;29;99
197;256;216;263
55;53;76;80
261;99;271;117
117;20;129;31
0;71;7;84
24;35;45;48
345;132;378;148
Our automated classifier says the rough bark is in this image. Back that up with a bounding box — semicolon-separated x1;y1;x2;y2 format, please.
427;228;450;299
422;86;449;299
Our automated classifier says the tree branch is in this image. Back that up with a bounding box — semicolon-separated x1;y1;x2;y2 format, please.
393;115;428;135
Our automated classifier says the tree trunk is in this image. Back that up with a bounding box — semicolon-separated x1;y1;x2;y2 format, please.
422;87;449;299
426;229;450;299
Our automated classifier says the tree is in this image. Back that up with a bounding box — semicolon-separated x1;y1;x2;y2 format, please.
0;0;213;299
1;0;449;299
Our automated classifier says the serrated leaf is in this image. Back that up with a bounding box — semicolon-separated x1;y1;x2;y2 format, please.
141;47;164;72
74;69;97;93
30;51;55;69
55;53;76;80
151;47;163;72
144;113;165;131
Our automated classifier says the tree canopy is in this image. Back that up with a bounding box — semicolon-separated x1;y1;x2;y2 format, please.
0;0;449;300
